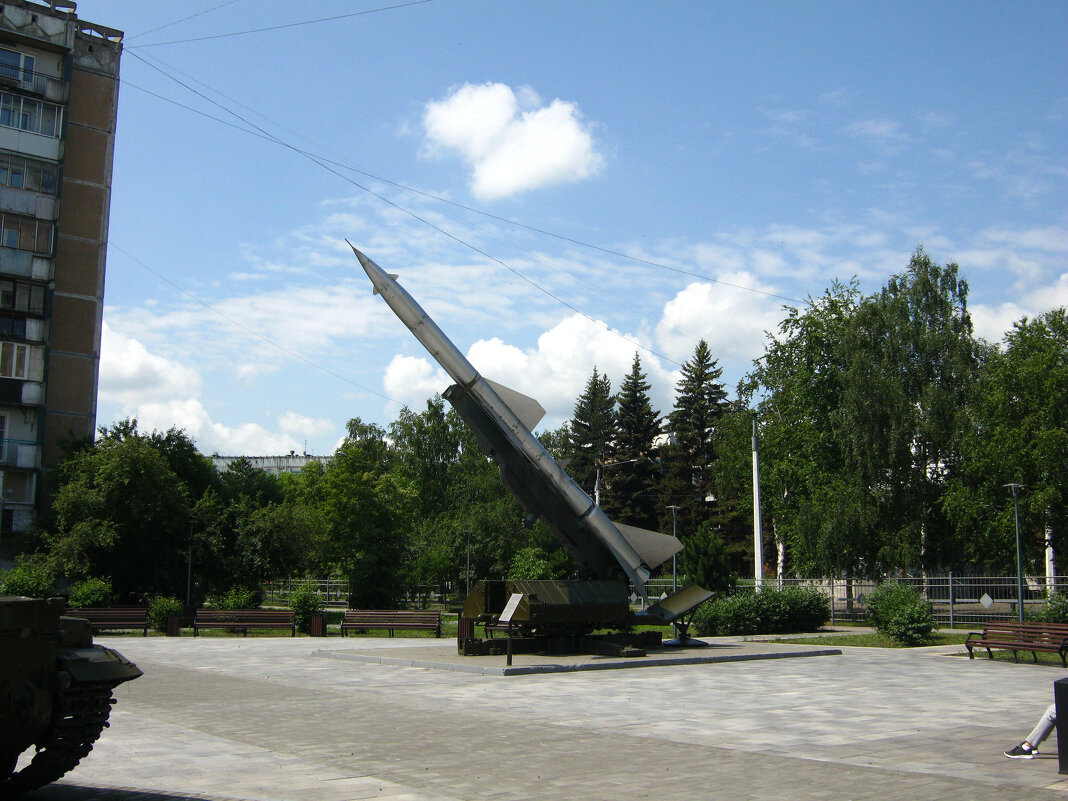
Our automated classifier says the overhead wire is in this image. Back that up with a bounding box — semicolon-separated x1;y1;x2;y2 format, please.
133;0;437;47
122;47;687;367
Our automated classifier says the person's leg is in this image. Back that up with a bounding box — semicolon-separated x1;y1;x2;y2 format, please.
1025;703;1058;749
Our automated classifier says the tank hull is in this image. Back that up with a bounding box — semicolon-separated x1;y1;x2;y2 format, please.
0;596;141;797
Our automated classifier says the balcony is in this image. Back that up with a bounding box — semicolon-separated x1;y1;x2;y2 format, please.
0;70;66;104
0;437;38;468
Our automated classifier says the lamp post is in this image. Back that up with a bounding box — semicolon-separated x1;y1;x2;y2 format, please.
186;520;193;606
666;505;680;593
1005;483;1026;623
465;529;472;596
751;414;764;590
593;458;638;508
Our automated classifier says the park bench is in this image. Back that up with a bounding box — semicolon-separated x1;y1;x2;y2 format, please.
965;620;1068;667
67;607;149;636
340;610;441;637
193;608;295;637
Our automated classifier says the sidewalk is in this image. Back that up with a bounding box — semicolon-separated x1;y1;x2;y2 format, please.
24;634;1068;800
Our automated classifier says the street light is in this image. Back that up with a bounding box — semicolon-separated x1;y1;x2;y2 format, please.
666;505;680;594
1005;483;1026;623
593;459;638;508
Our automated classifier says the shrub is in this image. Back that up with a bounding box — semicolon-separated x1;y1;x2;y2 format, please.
864;581;934;645
147;596;183;632
693;585;830;636
1031;592;1068;624
289;583;323;634
68;577;114;608
0;554;57;598
678;524;737;594
206;586;262;610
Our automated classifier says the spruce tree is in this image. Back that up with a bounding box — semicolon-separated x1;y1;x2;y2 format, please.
566;367;617;501
607;354;662;528
660;340;730;541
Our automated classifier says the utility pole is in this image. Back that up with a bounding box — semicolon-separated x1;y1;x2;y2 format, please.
667;505;680;593
752;414;764;590
1005;484;1026;623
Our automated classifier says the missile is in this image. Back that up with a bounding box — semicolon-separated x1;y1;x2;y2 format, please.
349;242;681;602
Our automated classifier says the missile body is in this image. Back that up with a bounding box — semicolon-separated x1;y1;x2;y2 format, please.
351;244;680;601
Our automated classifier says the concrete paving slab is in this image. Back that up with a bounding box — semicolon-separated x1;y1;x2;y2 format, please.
16;635;1068;800
314;637;841;675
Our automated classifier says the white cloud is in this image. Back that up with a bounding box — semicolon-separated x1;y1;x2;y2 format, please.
99;322;202;404
382;355;450;409
278;411;335;438
970;273;1067;343
99;323;324;455
423;82;603;200
846;118;911;154
655;277;784;379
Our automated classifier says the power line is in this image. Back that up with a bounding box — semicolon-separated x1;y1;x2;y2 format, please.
134;0;437;47
129;0;246;40
122;48;685;367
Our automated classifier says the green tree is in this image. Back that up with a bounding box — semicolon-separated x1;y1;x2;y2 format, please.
678;521;736;594
742;280;866;576
49;429;191;600
945;308;1068;571
566;368;617;499
607;354;662;529
660;340;730;544
838;250;979;571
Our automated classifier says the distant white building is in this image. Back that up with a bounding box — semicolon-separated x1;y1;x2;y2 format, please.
211;454;326;476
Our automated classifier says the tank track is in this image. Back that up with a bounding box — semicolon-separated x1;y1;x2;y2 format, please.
0;681;115;799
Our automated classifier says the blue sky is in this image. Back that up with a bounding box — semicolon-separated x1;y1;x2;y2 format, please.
81;0;1066;456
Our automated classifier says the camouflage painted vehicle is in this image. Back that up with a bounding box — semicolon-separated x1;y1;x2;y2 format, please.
0;596;142;797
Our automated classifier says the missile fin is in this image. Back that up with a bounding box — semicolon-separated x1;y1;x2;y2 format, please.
485;379;546;431
371;274;400;296
613;521;684;571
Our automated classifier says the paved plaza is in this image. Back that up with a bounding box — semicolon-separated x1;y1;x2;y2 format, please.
21;633;1068;800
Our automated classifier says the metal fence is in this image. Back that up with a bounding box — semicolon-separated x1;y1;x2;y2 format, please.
733;575;1067;628
265;574;1067;628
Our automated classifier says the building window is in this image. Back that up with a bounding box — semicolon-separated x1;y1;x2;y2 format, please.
0;317;26;339
0;49;35;88
0;341;28;379
0;280;44;314
1;470;35;504
0;213;52;254
0;153;57;194
0;92;61;138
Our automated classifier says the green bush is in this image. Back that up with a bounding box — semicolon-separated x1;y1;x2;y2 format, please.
693;585;830;636
147;596;183;632
288;583;323;634
863;581;934;645
206;586;262;610
0;554;57;598
678;524;737;594
1031;592;1068;623
68;577;114;608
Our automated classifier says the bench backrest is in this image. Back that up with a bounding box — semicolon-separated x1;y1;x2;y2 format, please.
982;620;1068;644
195;609;293;622
68;607;148;622
343;610;439;624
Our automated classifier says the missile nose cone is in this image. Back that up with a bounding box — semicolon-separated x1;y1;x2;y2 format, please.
346;240;376;274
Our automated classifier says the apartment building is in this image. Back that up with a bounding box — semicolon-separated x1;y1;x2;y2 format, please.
0;1;121;538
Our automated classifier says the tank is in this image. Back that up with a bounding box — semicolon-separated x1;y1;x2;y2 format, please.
0;596;142;797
